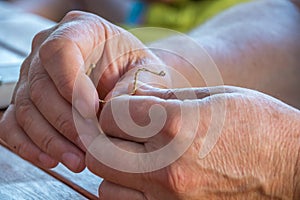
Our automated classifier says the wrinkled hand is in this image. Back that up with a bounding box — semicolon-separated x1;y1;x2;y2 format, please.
0;11;167;172
86;85;300;199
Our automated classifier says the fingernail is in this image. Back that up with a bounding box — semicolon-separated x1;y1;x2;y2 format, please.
62;152;81;171
39;153;57;167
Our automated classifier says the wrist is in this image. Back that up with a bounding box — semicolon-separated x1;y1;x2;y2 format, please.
255;102;300;199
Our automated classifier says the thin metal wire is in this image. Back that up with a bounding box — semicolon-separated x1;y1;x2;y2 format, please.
86;63;96;77
86;64;165;103
130;68;166;95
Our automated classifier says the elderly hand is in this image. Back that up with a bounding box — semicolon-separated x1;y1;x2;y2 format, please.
86;85;300;199
0;11;167;172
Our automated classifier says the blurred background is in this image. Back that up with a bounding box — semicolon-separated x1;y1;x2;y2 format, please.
2;0;250;31
0;0;250;108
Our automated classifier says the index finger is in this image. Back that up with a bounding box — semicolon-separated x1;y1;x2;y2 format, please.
37;11;105;118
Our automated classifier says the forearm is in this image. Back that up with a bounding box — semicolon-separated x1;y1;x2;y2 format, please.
153;0;300;109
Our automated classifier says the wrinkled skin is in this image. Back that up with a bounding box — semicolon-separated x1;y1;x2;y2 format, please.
86;85;300;199
0;8;299;200
0;11;168;172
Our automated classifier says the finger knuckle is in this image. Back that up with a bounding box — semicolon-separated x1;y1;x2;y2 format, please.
39;39;75;98
165;165;189;193
31;29;48;50
40;134;57;154
15;142;32;160
39;36;76;64
39;38;63;62
0;115;9;143
29;73;49;106
56;74;74;98
54;112;76;140
64;10;86;20
16;100;34;129
164;89;176;99
19;56;32;77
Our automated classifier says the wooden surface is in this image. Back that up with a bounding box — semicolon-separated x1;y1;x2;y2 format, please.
0;2;103;199
0;112;102;199
0;145;87;200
